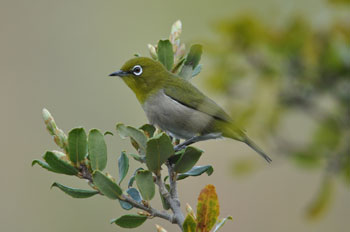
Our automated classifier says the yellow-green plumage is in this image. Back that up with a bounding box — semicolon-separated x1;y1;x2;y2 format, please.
110;57;271;162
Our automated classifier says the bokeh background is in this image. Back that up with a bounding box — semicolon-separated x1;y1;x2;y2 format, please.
1;0;349;232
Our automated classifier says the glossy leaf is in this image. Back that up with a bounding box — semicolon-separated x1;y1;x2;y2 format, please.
51;182;99;198
68;128;87;164
32;159;59;173
111;214;147;228
43;151;78;175
139;124;156;138
88;129;107;171
183;214;197;232
116;123;147;155
177;165;214;180
118;151;129;184
174;147;203;173
196;184;220;232
192;64;202;77
213;216;233;232
146;133;174;173
157;40;174;71
92;170;122;199
135;170;155;201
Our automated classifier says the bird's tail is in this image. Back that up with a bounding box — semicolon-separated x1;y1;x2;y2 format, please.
243;136;272;163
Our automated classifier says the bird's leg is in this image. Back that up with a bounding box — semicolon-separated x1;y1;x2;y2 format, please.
174;133;222;151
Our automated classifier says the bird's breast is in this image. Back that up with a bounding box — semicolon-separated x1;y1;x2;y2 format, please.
142;90;214;139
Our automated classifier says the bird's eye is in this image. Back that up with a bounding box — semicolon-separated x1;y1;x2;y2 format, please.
132;65;143;76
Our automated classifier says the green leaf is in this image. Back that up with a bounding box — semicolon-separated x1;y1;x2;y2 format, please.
177;165;214;180
88;129;107;171
196;184;220;232
128;153;144;163
116;123;147;155
139;124;156;138
92;170;122;199
173;147;203;173
128;168;144;188
183;214;197;232
135;170;155;201
118;151;129;184
104;131;114;136
146;133;174;173
111;214;147;228
157;40;174;71
32;159;59;173
68;128;87;164
43;151;78;175
51;182;99;198
213;216;233;232
179;44;203;79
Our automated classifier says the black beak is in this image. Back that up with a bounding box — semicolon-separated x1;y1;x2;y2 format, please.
109;70;129;77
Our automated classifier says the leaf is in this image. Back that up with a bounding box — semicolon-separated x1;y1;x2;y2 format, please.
128;168;144;188
51;182;99;198
68;128;87;164
179;44;203;79
111;214;147;228
104;131;114;136
129;153;144;163
173;147;203;173
118;188;142;211
146;133;174;173
139;124;156;138
213;216;233;232
196;184;220;232
135;170;155;201
192;64;202;77
43;151;78;175
177;165;214;180
118;151;129;184
88;129;107;171
119;199;133;210
116;123;147;155
183;214;197;232
157;40;174;71
127;187;142;203
92;170;122;199
32;159;59;173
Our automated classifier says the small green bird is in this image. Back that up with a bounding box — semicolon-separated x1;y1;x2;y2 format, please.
110;57;271;163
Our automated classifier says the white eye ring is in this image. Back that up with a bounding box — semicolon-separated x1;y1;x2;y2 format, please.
132;65;143;76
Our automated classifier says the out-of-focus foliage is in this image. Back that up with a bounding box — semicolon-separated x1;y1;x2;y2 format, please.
204;14;349;219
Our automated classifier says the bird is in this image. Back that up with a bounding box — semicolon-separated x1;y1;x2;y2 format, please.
109;57;272;163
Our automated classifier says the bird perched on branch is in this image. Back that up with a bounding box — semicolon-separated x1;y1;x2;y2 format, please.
110;57;272;163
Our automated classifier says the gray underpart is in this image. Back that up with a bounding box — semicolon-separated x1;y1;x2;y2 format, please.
142;89;215;140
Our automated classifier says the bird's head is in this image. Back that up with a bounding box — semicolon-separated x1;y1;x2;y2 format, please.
109;57;168;103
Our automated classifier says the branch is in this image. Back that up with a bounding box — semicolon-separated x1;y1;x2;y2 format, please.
156;169;184;230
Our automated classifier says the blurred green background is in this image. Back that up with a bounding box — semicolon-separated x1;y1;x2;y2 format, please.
1;0;349;232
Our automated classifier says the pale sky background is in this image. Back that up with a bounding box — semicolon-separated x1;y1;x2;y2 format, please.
1;0;349;232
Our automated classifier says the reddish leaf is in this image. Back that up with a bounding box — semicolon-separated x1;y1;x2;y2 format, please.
196;184;219;232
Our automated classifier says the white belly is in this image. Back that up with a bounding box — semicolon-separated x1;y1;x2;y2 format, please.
142;90;214;139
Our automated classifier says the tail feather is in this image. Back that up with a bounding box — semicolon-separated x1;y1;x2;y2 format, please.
243;137;272;163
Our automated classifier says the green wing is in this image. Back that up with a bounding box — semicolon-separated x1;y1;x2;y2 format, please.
163;77;231;122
